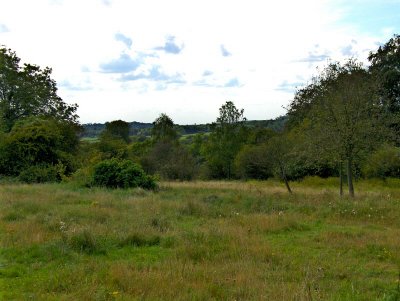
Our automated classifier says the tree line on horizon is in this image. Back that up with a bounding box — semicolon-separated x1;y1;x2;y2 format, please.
81;116;287;138
0;34;399;196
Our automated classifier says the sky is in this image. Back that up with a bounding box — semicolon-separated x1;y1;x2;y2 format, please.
0;0;399;124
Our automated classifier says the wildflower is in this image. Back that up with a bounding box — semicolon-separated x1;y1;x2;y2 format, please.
59;221;67;232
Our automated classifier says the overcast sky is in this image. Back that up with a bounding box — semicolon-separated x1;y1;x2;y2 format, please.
0;0;399;124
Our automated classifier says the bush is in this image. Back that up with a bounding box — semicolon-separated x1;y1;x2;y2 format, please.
363;144;400;179
92;158;156;189
18;164;61;183
142;141;197;180
234;144;273;179
0;117;80;179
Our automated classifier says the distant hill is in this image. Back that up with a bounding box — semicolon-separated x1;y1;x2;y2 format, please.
81;116;287;138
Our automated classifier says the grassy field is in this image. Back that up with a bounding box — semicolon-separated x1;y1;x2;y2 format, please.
1;178;400;300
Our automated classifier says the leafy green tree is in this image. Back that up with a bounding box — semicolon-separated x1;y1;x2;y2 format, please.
234;144;273;180
363;144;400;180
96;120;130;160
368;34;400;113
289;60;386;197
0;47;78;132
264;135;293;193
368;34;400;143
143;113;196;179
142;140;197;180
203;101;247;179
0;117;79;181
151;113;178;142
102;120;130;143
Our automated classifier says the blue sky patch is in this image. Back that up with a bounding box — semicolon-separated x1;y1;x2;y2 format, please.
0;24;9;32
100;53;141;73
155;36;183;54
221;45;232;57
336;0;400;35
224;78;240;87
115;33;132;48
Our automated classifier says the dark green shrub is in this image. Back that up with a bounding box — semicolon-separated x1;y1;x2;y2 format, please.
0;117;80;179
18;164;61;183
142;141;197;180
234;144;273;179
92;158;156;189
363;144;400;179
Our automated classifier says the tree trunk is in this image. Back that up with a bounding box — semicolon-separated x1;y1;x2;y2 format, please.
339;161;343;197
279;163;292;194
347;158;354;197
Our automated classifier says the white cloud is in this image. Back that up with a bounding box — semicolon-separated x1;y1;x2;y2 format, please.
0;0;396;123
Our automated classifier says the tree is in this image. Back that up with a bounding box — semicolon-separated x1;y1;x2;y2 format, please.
0;47;78;132
102;120;130;143
368;34;400;143
0;116;80;181
142;140;197;180
203;101;247;179
363;144;400;180
143;114;196;180
234;144;273;180
289;60;385;197
264;135;293;193
151;113;177;142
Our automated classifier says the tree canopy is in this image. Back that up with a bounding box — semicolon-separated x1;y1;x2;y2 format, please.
288;60;386;196
151;113;178;141
0;47;78;132
203;101;247;179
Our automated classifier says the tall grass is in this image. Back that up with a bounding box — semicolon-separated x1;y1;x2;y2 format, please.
1;178;400;300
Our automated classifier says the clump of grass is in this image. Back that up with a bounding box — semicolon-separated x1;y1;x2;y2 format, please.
68;230;99;254
178;200;208;216
150;216;170;232
118;233;161;247
2;211;25;222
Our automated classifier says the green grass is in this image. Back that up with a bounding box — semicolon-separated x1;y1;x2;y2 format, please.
1;179;400;300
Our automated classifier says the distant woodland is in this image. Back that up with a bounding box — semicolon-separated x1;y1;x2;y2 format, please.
0;34;399;196
81;117;287;138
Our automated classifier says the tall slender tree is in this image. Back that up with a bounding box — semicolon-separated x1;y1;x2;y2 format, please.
203;101;247;179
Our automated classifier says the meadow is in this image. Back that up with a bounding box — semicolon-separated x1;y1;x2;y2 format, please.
1;178;400;300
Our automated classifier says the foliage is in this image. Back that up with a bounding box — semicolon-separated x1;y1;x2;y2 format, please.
203;101;248;179
368;34;400;144
368;34;400;114
102;119;130;143
97;134;128;160
152;113;178;141
288;60;386;196
0;117;79;181
363;144;400;179
234;144;273;179
92;158;156;189
263;135;294;193
0;47;78;132
141;140;197;180
18;163;63;183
